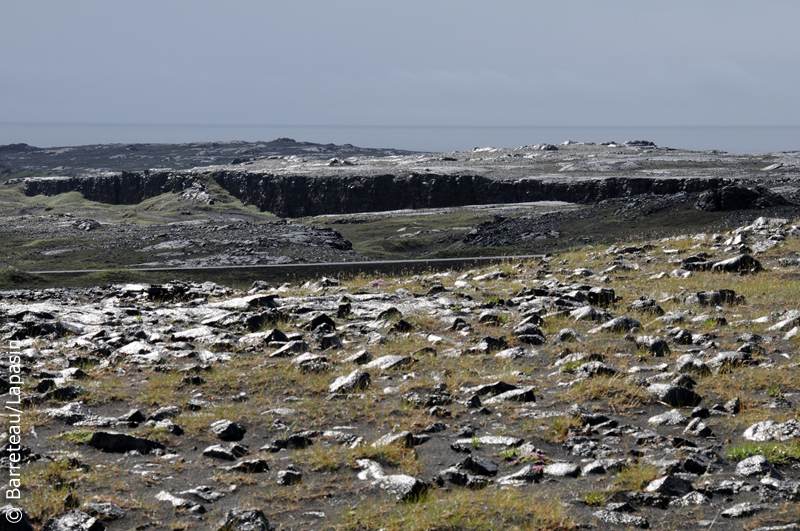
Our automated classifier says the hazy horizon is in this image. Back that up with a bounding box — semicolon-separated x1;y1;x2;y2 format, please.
2;123;799;155
4;1;800;145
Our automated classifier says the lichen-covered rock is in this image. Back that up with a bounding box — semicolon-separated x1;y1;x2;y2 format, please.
329;369;371;394
743;420;800;442
216;508;274;531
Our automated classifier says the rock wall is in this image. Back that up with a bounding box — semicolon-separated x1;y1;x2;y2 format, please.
22;170;726;217
22;171;195;205
211;171;725;217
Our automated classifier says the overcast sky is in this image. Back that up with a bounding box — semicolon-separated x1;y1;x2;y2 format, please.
3;1;800;128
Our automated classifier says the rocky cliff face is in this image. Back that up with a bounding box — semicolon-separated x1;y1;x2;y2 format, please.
22;171;196;204
22;169;728;217
210;171;726;217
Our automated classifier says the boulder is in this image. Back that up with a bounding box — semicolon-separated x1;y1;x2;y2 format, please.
210;420;247;441
216;509;274;531
41;510;105;531
329;370;371;394
743;420;800;442
588;316;641;334
711;254;762;273
88;432;164;454
647;384;702;408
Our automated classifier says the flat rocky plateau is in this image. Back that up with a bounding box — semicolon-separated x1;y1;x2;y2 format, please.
2;138;800;274
1;139;800;531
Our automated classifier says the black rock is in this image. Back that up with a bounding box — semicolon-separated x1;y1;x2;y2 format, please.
216;508;274;531
88;432;164;454
210;420;247;441
0;505;35;531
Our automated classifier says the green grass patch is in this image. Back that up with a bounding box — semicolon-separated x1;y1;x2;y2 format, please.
579;490;612;506
57;430;95;445
726;441;800;466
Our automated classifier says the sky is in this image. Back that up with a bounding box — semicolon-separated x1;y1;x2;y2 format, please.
2;1;800;129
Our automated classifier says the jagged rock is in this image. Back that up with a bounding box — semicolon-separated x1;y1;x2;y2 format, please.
668;491;714;508
277;465;303;485
593;510;649;528
588;316;640;334
454;436;523;450
341;350;373;364
724;397;741;414
372;431;416;449
760;477;800;502
210;420;247;441
543;462;581;477
464;380;518;396
152;419;183;435
496;464;543;485
357;459;428;501
458;455;498;477
439;467;489;489
684;418;713;437
269;340;310;358
711;254;763;273
635;336;670;356
675;354;711;376
203;443;248;461
179;486;226;504
364;355;413;370
706;351;751;373
645;475;693;498
588;287;616;307
743;420;800;442
147;405;180;421
555;352;603;368
564;436;597;457
42;510;105;531
483;386;536;405
216;508;274;531
566;404;617;426
629;296;664;316
569;305;610;322
292;353;330;372
329;369;370;393
88;432;164;454
720;502;770;518
573;361;619;379
470;335;507;353
47;402;92;424
227;459;270;473
647;383;702;408
736;455;783;479
648;409;688;426
494;346;537;359
684;289;743;306
556;328;579;342
268;432;316;451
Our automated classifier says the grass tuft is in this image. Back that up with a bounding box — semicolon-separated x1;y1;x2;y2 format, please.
726;440;800;466
338;487;578;531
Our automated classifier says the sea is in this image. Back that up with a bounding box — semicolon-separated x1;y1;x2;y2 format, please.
1;123;799;155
